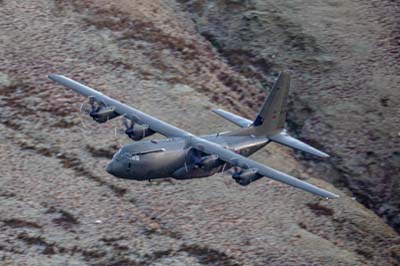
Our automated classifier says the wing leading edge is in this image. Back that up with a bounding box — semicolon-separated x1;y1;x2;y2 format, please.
48;75;191;138
189;137;339;199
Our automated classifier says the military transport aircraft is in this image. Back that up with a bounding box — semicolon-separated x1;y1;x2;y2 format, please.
48;72;338;199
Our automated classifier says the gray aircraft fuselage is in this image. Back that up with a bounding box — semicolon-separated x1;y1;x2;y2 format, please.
106;134;269;180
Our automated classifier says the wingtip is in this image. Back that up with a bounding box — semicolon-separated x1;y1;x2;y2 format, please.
48;74;59;81
319;152;330;158
309;147;330;158
326;193;340;199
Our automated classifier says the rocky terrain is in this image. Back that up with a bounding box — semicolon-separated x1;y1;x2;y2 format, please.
0;0;399;265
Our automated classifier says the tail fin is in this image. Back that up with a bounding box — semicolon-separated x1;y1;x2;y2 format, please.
252;72;290;136
251;72;329;158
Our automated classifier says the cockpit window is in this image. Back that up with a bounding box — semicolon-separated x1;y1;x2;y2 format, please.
112;149;121;160
113;145;165;161
131;155;140;161
122;152;132;159
113;149;132;161
113;148;141;161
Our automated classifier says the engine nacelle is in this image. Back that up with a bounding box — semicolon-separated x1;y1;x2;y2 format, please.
232;168;262;186
125;125;155;141
90;106;120;123
172;154;221;179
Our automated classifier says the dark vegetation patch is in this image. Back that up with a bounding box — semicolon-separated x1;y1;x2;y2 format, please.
65;245;107;261
52;118;77;128
17;232;51;247
0;245;24;255
100;237;129;251
98;257;141;266
86;144;117;159
142;226;182;240
143;227;158;237
355;247;374;260
307;203;334;216
180;244;240;266
51;209;80;229
298;222;307;230
82;249;107;259
143;249;173;261
100;236;125;244
2;219;42;229
0;191;16;198
108;244;242;266
389;246;400;262
208;43;273;87
380;97;389;107
42;244;57;255
52;0;93;13
14;137;55;158
17;231;110;260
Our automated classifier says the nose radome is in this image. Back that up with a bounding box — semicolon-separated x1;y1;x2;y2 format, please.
106;160;117;176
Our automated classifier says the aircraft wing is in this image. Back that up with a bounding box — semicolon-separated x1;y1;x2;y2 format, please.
48;75;192;138
189;136;339;199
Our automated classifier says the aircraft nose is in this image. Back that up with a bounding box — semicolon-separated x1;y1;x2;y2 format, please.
106;160;119;176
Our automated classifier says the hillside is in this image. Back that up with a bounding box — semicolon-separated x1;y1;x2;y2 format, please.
0;1;399;265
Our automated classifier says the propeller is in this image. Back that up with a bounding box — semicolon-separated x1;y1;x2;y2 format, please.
228;166;243;177
186;148;203;167
79;97;102;132
122;117;134;137
78;98;124;148
109;115;136;148
113;115;154;141
227;160;250;180
113;115;133;140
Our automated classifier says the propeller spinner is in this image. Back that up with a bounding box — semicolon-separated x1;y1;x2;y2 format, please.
114;116;155;141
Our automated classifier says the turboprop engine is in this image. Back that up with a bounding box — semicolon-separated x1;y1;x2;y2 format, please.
231;168;262;186
172;154;221;179
122;118;155;141
81;97;120;123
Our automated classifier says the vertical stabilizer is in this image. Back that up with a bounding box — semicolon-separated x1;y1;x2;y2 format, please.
252;72;290;136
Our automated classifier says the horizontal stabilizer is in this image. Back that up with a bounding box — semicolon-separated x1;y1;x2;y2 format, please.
190;137;338;198
212;109;252;128
270;131;329;158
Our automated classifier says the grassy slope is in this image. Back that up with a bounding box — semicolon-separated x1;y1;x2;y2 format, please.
0;1;399;265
